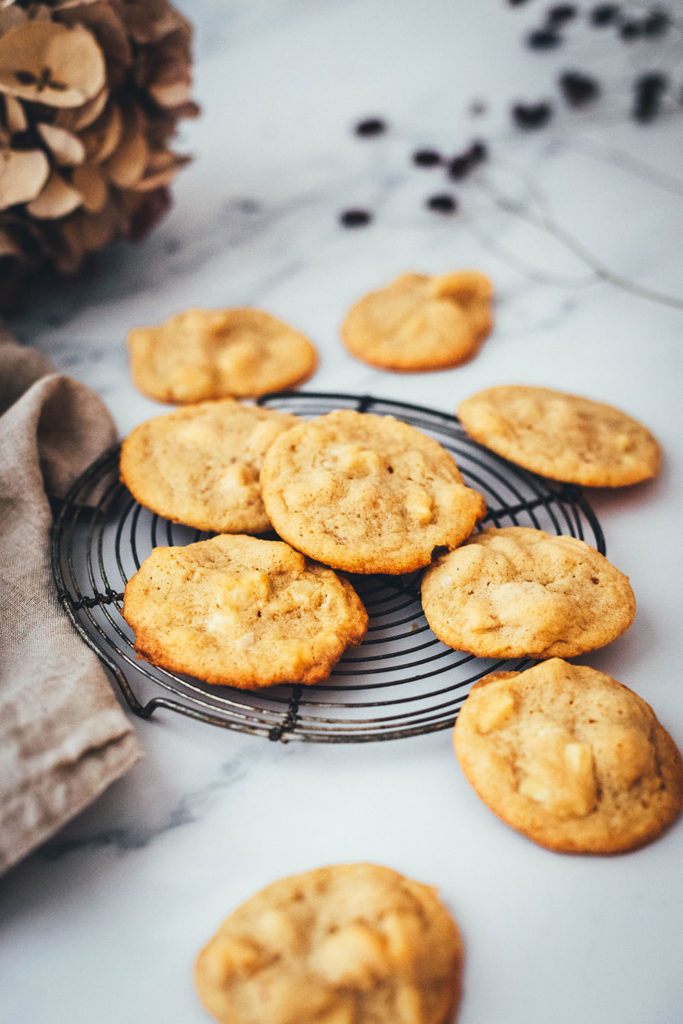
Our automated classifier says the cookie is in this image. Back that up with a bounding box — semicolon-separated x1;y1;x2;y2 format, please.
260;409;486;575
194;863;463;1024
341;270;492;372
453;659;683;853
127;307;318;403
122;534;367;688
120;399;300;534
421;526;635;659
457;385;661;487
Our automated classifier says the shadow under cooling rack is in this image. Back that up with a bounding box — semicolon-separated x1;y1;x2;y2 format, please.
51;392;605;743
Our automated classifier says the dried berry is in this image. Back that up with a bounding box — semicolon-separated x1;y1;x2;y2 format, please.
413;149;442;167
619;20;643;40
447;155;471;180
468;140;488;164
633;72;668;122
642;9;670;36
637;71;669;93
354;118;387;137
340;209;372;227
527;28;563;49
512;102;554;129
426;194;458;214
559;71;601;106
548;5;577;24
589;4;620;26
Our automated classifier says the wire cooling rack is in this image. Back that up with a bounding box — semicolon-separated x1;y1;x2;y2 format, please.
51;392;605;743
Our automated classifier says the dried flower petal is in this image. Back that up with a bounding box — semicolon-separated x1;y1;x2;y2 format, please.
80;101;123;161
55;86;109;132
50;0;100;9
0;21;105;108
104;106;149;187
26;169;83;218
148;77;192;109
50;222;84;273
121;0;189;44
3;93;27;134
135;21;191;99
77;204;119;251
59;2;132;89
170;99;200;120
37;122;86;165
0;225;21;257
0;147;49;209
71;162;108;212
133;150;190;191
51;203;119;274
0;5;28;36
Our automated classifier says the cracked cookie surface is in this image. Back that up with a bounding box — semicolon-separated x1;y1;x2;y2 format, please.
421;526;635;658
122;534;367;689
194;863;463;1024
127;307;317;403
260;409;486;575
341;270;492;372
457;385;661;487
453;659;683;853
120;399;300;534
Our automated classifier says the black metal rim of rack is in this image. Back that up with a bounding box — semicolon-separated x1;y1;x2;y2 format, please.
51;392;606;743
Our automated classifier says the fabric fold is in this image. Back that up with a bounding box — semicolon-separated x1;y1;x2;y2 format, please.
0;326;143;875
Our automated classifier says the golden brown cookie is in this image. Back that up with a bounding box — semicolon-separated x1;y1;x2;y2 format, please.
457;385;661;486
260;409;486;575
421;526;635;659
341;270;493;372
127;307;317;403
122;534;367;688
453;659;683;853
120;399;300;534
194;863;463;1024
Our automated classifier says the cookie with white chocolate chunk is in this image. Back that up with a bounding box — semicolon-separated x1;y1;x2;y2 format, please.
194;863;463;1024
421;526;636;659
127;307;317;404
120;399;300;534
122;534;367;689
341;270;493;371
456;385;661;487
453;659;683;853
260;409;486;575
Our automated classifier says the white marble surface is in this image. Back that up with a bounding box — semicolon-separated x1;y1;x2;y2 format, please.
2;1;683;1021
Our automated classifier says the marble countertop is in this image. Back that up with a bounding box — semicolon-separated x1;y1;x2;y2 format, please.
2;1;683;1022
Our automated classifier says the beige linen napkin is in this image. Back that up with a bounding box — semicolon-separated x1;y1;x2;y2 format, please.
0;326;142;875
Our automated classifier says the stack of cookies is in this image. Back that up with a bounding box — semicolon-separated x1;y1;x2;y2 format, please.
120;400;488;690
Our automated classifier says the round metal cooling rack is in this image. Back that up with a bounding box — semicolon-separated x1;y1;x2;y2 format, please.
52;392;605;744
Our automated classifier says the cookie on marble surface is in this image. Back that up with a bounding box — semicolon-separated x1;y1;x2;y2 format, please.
456;385;661;487
421;526;635;659
194;862;463;1024
341;270;493;371
127;307;318;403
122;534;367;688
260;409;486;575
453;659;683;853
120;399;300;534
